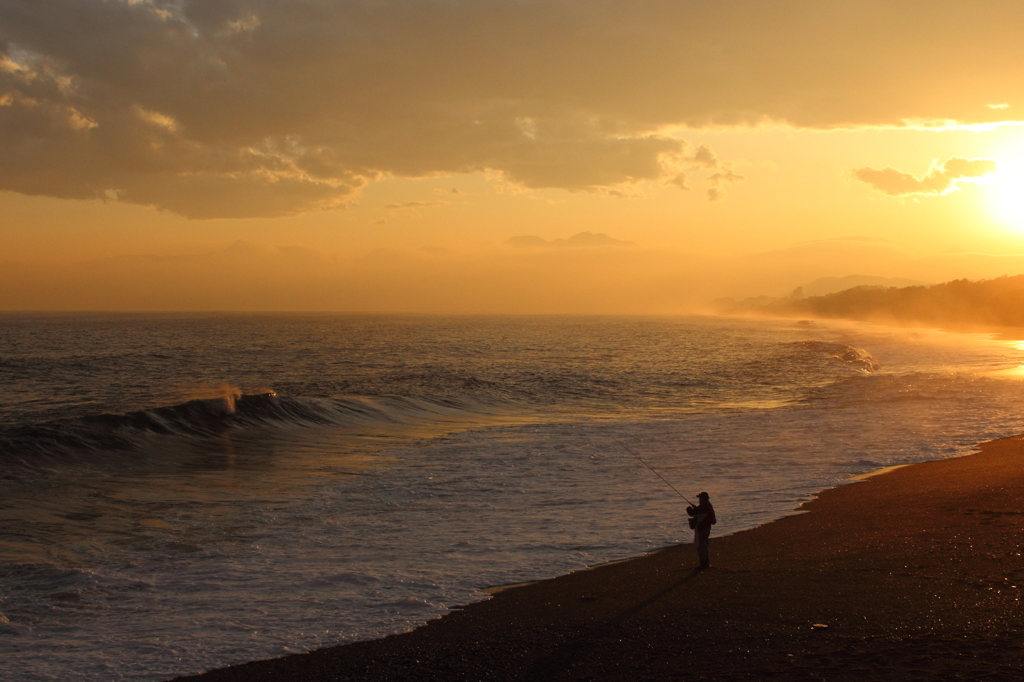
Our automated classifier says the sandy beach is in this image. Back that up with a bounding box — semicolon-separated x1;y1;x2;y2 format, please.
173;435;1024;681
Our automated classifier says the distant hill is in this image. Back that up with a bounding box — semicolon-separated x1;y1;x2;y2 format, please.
720;275;1024;329
797;275;929;298
504;231;635;248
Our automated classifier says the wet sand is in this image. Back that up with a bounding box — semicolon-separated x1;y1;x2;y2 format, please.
173;436;1024;681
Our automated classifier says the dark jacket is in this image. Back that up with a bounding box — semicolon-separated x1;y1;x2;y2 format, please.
687;501;717;532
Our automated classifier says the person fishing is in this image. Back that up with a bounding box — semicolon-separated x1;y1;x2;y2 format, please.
687;492;716;569
615;441;717;569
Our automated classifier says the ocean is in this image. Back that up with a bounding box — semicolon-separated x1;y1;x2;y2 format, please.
2;313;1024;681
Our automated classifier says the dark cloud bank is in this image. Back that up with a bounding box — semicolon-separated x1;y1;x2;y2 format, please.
2;0;1023;217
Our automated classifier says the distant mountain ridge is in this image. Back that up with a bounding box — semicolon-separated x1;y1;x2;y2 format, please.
797;275;929;298
720;275;1024;330
504;231;635;248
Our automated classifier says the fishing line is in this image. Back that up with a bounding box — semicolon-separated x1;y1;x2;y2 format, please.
616;440;693;505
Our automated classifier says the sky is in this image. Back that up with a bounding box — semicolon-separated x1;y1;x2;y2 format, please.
4;0;1024;312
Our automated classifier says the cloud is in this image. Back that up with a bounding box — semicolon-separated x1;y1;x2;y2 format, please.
666;173;688;190
708;169;745;185
384;201;447;209
504;231;635;248
3;1;1024;217
703;167;746;200
853;157;998;196
691;144;719;169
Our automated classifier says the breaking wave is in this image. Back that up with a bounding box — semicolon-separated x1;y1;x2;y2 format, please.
1;339;886;474
794;341;881;373
0;391;494;473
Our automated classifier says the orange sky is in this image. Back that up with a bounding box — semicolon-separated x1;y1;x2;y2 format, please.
4;1;1024;312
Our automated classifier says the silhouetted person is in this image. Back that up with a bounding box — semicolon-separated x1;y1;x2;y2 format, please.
687;491;716;569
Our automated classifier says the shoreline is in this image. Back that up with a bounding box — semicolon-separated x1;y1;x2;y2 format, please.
173;437;1024;681
468;462;920;601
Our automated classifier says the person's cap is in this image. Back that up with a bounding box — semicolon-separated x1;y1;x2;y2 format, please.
697;491;710;499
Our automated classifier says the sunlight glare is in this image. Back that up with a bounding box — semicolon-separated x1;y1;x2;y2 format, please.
987;139;1024;234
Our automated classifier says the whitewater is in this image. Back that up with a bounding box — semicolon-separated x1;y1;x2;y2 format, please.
3;313;1024;681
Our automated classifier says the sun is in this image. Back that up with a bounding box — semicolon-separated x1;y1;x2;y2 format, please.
981;129;1024;234
987;159;1024;233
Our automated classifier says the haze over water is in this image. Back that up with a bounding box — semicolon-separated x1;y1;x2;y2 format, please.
3;313;1024;681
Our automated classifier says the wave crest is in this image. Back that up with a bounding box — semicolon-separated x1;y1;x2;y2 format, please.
0;391;503;474
795;341;881;373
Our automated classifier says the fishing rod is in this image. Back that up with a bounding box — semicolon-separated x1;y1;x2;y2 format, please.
616;440;694;506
